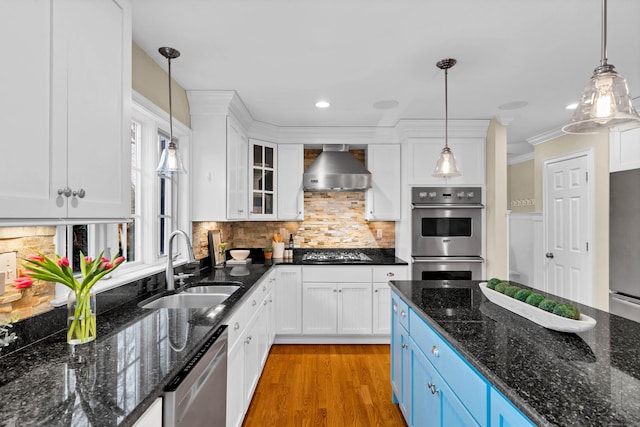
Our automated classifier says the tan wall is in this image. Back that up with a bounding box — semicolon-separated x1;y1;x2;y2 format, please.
507;160;535;213
534;132;609;310
486;120;508;279
132;42;191;128
0;227;56;321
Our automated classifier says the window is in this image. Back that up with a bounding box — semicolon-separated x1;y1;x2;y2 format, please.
53;94;190;300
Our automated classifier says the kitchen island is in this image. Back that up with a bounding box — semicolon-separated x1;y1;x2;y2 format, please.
389;280;640;426
0;249;406;426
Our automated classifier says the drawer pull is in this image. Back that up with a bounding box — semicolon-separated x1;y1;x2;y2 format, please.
431;346;440;357
400;310;406;317
245;336;252;344
393;303;398;313
401;343;408;349
234;322;240;330
252;300;257;306
263;286;267;291
387;272;395;277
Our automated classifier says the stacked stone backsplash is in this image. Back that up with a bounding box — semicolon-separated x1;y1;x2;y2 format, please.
0;227;56;322
191;148;396;254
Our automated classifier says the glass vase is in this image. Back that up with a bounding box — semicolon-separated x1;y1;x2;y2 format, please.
67;290;97;345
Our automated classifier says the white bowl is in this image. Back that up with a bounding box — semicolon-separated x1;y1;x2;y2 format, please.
229;249;250;261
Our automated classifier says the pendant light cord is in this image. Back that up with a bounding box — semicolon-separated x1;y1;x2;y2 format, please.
601;0;608;66
167;56;175;148
444;67;449;149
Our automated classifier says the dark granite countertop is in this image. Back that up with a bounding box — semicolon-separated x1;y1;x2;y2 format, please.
0;249;406;427
389;280;640;427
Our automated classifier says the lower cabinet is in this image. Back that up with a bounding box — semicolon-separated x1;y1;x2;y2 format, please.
373;266;408;335
226;274;275;427
275;266;301;334
133;397;162;427
302;282;372;335
391;290;534;427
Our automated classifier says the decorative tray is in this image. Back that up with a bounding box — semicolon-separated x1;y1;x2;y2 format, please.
478;282;596;333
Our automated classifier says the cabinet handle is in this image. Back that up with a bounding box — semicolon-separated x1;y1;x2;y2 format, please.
268;299;273;303
338;289;342;293
374;289;378;293
393;303;398;314
431;346;440;357
245;336;252;344
72;188;86;198
333;289;337;293
238;209;244;213
58;187;72;197
263;286;267;291
400;310;406;317
234;322;240;330
252;300;257;306
427;382;439;396
401;343;408;349
387;272;395;277
263;300;268;306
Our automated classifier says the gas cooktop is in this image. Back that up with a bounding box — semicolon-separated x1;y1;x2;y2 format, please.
302;251;373;264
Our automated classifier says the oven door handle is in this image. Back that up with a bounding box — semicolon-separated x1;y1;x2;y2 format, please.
412;257;484;263
412;204;484;209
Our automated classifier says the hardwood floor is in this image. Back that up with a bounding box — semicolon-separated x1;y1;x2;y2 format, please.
242;344;407;427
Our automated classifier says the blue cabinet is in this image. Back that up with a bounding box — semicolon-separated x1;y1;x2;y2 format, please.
390;290;535;427
490;388;536;427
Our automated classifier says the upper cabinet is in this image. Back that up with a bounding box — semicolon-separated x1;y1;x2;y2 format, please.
407;138;486;185
366;144;401;220
277;144;304;220
227;117;249;220
249;139;277;220
610;126;640;172
0;0;132;221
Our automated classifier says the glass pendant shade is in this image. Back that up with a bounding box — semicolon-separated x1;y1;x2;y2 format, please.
433;146;461;178
156;140;186;176
563;66;640;134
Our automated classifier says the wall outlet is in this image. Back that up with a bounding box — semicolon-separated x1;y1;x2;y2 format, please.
376;229;383;239
0;252;17;282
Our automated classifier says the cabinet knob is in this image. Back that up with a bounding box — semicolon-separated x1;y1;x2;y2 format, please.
263;300;268;306
73;188;86;198
393;303;398;314
58;187;72;197
431;346;440;357
374;289;378;293
401;343;408;349
387;272;395;277
400;310;406;317
427;382;439;396
252;300;257;306
234;322;240;330
245;336;252;344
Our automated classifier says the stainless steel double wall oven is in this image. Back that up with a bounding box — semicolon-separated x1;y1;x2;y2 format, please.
411;186;484;280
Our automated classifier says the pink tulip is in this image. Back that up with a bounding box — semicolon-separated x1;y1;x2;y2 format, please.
114;256;125;265
101;257;109;263
57;257;70;268
14;276;33;289
27;254;44;262
85;256;93;264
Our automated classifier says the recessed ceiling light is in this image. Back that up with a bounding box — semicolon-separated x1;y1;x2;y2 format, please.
315;100;330;109
565;102;579;110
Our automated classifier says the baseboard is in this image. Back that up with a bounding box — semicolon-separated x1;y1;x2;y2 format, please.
274;335;391;345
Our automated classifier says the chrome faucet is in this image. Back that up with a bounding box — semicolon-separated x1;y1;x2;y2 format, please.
166;230;196;291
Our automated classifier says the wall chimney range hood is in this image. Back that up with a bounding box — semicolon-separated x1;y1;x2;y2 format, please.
303;145;372;192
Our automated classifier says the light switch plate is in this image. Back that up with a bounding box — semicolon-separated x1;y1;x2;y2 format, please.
0;252;17;282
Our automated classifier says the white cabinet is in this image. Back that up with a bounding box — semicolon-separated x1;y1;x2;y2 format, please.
228;116;249;220
610;127;640;172
407;138;485;185
372;266;408;335
275;266;302;334
277;144;304;220
133;397;162;427
249;139;277;219
302;267;373;335
366;144;401;220
225;273;274;427
0;0;131;220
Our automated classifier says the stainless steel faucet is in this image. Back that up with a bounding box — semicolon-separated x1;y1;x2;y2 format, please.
166;230;196;291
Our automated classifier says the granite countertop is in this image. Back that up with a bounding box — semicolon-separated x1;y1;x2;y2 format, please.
389;280;640;427
0;249;406;426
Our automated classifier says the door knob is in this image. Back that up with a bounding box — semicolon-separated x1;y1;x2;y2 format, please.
545;252;554;259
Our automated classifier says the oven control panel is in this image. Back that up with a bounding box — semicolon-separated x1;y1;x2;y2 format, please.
411;187;482;205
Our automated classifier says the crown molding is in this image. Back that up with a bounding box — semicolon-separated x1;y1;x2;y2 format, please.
526;128;565;145
507;151;535;165
395;119;490;141
186;90;253;131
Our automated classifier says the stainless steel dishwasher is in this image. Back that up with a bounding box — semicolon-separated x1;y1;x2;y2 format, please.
164;325;228;427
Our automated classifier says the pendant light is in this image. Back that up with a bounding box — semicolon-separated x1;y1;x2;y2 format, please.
433;58;461;178
562;0;640;134
156;47;186;176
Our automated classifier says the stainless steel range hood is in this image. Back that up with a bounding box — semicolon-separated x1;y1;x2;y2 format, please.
303;145;372;192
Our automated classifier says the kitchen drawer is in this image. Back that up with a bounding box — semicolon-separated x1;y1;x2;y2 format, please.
393;295;410;331
373;266;407;282
226;299;250;349
409;310;488;425
302;266;372;283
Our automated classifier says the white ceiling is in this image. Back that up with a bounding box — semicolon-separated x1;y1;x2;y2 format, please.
132;0;640;157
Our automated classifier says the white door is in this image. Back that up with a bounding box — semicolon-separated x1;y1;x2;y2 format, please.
275;267;302;334
544;153;592;305
302;282;337;334
372;283;392;334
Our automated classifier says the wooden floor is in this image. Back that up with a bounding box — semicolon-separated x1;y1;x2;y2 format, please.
242;344;407;427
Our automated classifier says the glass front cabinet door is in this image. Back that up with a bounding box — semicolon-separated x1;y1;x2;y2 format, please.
249;139;277;219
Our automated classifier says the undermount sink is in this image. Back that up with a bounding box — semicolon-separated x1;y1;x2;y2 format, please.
141;293;231;309
184;284;241;295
